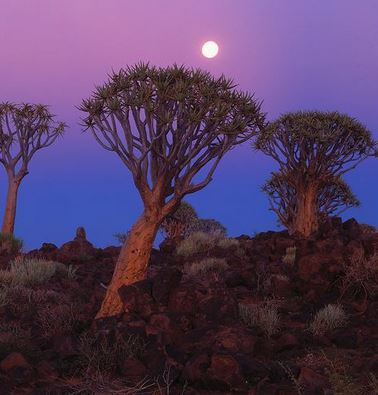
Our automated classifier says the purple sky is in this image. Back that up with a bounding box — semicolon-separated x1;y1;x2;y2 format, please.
0;0;377;249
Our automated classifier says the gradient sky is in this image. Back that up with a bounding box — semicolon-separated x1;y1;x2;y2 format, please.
0;0;377;249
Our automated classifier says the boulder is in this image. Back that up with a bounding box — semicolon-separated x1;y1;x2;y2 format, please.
152;267;182;304
118;279;156;318
0;352;30;372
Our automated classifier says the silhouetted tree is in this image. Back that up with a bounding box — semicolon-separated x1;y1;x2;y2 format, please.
81;64;265;317
255;111;377;237
0;103;65;234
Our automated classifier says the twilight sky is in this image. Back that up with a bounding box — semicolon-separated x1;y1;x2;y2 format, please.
0;0;377;249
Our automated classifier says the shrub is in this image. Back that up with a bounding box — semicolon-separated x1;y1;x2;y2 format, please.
309;304;347;335
0;257;74;286
37;304;77;339
77;332;146;373
189;218;227;236
340;250;378;299
185;258;228;277
176;232;218;257
176;232;241;258
217;237;240;249
282;246;296;265
0;233;23;255
0;321;35;359
238;302;280;337
160;201;198;239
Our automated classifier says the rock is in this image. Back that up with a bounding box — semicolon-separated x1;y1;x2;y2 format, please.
274;333;299;352
75;226;87;240
121;357;147;384
213;325;256;354
271;274;294;297
331;328;358;349
52;335;78;358
297;254;323;280
199;289;238;321
118;279;156;318
298;366;329;392
58;239;97;262
152;267;182;304
168;284;199;314
146;313;182;345
182;353;210;383
207;353;246;389
36;360;58;380
343;218;362;239
40;243;58;253
0;352;30;372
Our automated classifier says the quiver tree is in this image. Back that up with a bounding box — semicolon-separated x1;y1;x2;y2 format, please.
81;64;265;318
0;103;65;235
160;201;198;239
255;111;377;237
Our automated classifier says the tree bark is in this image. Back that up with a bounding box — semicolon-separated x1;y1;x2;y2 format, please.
293;184;319;237
1;178;20;235
96;208;162;319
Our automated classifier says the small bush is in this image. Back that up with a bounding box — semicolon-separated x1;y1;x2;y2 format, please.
78;332;146;373
37;304;76;339
161;201;198;239
282;246;296;265
238;302;280;337
0;233;23;255
309;304;347;336
176;232;218;257
0;257;75;287
217;238;240;249
189;218;227;236
340;250;378;299
185;258;228;277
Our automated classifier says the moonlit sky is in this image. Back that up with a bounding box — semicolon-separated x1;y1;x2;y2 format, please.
0;0;377;249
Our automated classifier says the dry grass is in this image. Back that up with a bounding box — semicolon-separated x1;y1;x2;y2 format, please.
176;231;241;257
282;246;296;265
0;257;76;287
340;250;378;300
77;332;146;373
185;258;228;277
309;304;347;336
176;232;218;256
238;301;280;337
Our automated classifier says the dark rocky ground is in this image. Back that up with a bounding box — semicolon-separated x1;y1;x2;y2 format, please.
0;218;378;394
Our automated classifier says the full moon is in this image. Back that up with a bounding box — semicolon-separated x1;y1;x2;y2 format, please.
201;41;219;58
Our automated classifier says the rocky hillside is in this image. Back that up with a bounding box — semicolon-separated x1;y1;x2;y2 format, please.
0;218;378;394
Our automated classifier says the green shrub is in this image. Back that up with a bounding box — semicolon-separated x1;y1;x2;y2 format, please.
185;258;228;277
309;304;347;335
238;302;280;337
0;233;23;255
0;258;75;286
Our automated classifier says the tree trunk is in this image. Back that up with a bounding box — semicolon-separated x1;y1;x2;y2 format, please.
2;178;20;235
96;209;162;319
293;184;319;237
